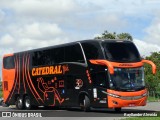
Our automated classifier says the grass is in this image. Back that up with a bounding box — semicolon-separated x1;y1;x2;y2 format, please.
147;96;160;102
0;91;2;98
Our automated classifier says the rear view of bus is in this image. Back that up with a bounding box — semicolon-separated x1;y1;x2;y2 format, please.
88;40;156;112
2;54;15;105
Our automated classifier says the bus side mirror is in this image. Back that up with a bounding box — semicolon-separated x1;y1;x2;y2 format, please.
142;59;156;74
89;60;114;74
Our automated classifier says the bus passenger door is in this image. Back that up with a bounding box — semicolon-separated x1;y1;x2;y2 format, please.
64;75;79;107
90;66;109;108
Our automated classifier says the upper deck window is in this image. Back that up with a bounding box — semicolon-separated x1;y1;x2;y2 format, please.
102;41;141;62
32;43;85;66
65;44;85;63
3;56;15;69
32;47;64;66
81;42;104;60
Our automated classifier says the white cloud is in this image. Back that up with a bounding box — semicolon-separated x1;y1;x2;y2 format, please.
78;0;159;15
0;0;160;56
14;22;63;40
8;0;79;19
0;21;69;53
144;17;160;46
134;39;160;57
95;14;128;31
0;9;5;22
0;34;14;46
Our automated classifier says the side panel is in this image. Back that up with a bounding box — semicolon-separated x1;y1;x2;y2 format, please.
30;64;66;106
89;64;109;108
2;54;15;103
2;44;92;107
62;63;90;107
30;62;89;107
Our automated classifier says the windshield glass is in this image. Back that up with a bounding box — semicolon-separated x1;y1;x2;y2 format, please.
109;67;144;91
102;41;141;62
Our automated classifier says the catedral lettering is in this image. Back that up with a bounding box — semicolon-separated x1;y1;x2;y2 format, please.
2;39;156;112
32;65;62;76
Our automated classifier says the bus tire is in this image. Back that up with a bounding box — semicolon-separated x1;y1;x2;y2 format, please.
15;97;24;110
115;107;121;112
82;95;90;112
24;96;31;110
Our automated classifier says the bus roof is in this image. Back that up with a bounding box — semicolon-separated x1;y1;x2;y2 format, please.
3;39;133;56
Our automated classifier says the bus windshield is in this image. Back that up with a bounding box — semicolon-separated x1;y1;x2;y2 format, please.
109;67;145;91
102;41;141;62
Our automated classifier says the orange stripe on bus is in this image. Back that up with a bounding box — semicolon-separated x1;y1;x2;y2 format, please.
24;54;40;104
142;59;156;74
26;54;44;103
8;56;18;102
18;55;20;94
23;54;26;93
90;60;114;74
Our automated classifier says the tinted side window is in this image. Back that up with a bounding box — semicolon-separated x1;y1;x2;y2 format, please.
82;42;104;60
3;56;15;69
53;47;64;64
32;47;64;66
65;44;84;63
32;51;46;66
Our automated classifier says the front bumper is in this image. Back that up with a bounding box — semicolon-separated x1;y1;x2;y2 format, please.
107;89;147;108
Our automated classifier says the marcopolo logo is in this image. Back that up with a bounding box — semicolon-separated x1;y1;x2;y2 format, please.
119;63;133;67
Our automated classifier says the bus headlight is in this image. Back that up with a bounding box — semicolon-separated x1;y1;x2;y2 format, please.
108;93;120;98
102;91;120;98
142;92;147;97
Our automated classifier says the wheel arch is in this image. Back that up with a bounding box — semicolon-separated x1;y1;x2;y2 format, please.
78;91;90;105
23;94;29;100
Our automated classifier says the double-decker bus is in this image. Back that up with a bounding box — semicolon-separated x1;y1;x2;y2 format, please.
2;39;156;112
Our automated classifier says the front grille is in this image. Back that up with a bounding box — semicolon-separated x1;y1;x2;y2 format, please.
120;95;143;100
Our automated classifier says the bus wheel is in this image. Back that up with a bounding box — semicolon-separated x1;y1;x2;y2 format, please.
81;95;90;112
15;97;24;110
24;96;31;110
115;108;121;112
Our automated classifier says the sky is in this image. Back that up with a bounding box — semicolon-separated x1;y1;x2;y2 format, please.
0;0;160;66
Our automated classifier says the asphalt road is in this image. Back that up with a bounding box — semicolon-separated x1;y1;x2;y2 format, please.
0;102;159;120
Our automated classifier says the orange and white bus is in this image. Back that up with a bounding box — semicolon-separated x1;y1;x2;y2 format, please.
2;39;156;112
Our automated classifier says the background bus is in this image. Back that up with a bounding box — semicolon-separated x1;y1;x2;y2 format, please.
2;39;156;112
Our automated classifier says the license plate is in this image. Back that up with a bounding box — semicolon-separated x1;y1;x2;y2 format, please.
129;104;135;107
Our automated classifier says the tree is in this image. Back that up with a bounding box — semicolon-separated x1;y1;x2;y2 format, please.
95;30;133;41
117;33;133;41
144;52;160;97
